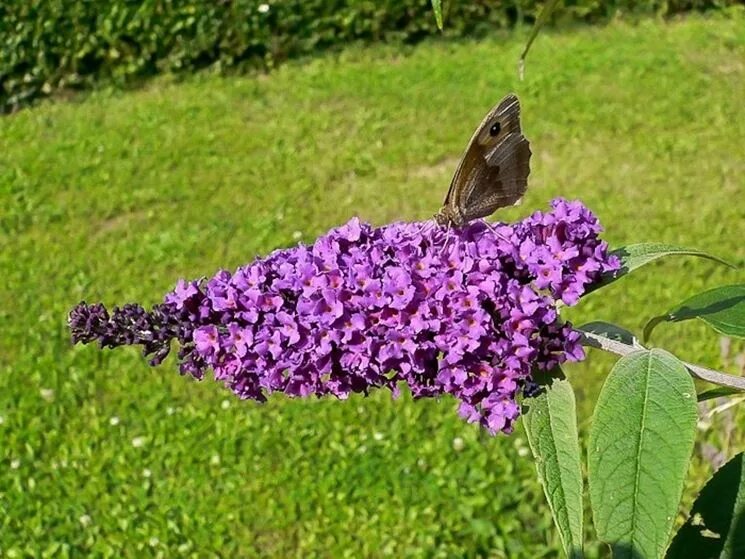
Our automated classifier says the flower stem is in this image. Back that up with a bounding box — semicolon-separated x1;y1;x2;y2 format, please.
577;330;745;392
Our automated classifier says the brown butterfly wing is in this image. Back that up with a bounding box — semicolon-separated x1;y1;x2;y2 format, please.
444;94;531;223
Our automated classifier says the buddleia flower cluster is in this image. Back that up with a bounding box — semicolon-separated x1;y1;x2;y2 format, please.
69;198;619;434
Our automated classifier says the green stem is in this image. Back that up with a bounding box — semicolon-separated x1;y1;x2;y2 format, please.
577;330;745;392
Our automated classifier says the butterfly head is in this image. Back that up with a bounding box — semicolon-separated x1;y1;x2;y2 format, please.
433;206;465;227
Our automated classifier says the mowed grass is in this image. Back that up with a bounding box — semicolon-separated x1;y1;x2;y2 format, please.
2;11;745;558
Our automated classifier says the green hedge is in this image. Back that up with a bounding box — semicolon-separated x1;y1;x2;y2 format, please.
0;0;736;112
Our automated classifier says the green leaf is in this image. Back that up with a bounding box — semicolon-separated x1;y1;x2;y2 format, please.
698;386;745;402
430;0;444;30
578;321;638;347
523;372;584;559
588;349;698;559
593;243;735;291
666;452;745;559
644;285;745;342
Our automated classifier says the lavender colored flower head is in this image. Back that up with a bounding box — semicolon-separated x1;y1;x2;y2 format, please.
69;198;619;434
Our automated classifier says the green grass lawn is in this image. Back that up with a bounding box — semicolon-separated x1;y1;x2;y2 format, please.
2;11;745;558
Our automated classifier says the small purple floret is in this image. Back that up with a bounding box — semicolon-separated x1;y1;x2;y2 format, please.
68;198;619;434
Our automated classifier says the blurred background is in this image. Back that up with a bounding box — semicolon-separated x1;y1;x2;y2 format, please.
1;1;744;557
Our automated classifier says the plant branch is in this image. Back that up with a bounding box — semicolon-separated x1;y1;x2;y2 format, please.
577;330;745;391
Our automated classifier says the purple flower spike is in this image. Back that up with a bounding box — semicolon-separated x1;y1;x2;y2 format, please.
68;199;619;435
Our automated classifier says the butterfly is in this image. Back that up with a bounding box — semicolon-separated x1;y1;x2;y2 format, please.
434;94;531;227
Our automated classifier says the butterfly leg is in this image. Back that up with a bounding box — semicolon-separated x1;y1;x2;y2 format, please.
439;222;453;256
403;219;435;246
419;219;436;237
481;219;509;242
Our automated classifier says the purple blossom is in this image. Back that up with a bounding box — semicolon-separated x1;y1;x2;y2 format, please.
68;198;619;435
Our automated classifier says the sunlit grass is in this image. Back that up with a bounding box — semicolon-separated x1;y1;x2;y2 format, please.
1;11;743;557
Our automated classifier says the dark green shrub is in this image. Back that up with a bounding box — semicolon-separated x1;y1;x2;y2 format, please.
0;0;736;112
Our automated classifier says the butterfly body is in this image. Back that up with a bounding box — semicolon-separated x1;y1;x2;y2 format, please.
434;94;531;227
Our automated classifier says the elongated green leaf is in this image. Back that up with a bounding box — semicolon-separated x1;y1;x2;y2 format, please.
430;0;443;30
666;452;745;559
578;321;638;347
593;243;735;291
613;243;736;273
644;285;745;342
523;373;584;559
588;349;698;559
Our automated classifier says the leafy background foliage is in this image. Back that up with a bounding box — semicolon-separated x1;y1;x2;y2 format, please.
1;7;745;559
0;0;740;111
